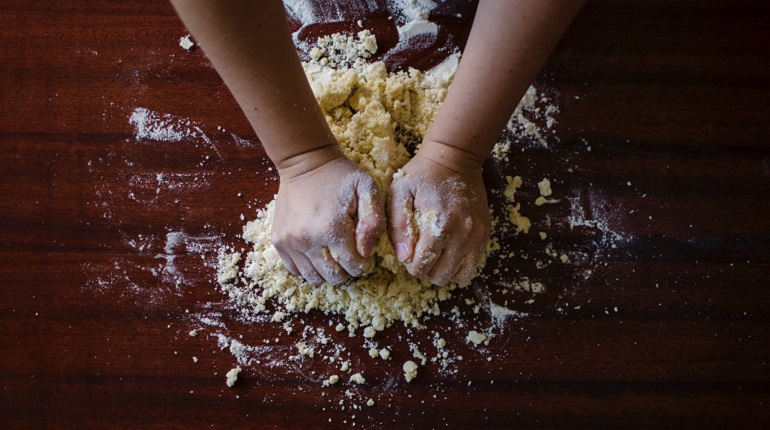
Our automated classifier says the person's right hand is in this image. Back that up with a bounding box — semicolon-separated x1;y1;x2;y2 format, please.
272;151;386;286
388;140;491;286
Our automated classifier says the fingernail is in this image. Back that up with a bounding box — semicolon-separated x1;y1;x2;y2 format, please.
396;242;409;262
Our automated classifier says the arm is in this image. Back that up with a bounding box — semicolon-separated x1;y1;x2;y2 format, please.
423;0;587;165
389;0;586;285
170;0;385;285
169;0;339;176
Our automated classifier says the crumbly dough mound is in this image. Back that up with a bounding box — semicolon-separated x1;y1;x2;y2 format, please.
220;32;532;334
229;33;464;333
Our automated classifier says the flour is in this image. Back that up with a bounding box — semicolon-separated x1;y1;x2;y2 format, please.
309;30;377;68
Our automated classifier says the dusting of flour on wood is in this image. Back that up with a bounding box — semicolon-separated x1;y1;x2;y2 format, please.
83;3;633;414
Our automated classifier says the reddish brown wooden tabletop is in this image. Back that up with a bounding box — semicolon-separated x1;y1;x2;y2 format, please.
2;1;769;428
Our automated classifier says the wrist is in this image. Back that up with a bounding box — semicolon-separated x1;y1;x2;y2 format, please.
276;144;345;181
415;139;486;175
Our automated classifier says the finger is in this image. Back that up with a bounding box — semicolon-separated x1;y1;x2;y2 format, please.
406;237;443;279
292;253;324;285
427;244;464;286
309;248;349;286
355;182;386;258
451;244;485;285
274;244;300;277
328;239;370;278
388;181;416;263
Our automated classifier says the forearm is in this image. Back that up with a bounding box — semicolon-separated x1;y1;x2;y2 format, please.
170;0;340;177
422;0;586;167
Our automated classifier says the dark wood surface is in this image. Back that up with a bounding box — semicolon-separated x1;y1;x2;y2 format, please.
2;1;769;428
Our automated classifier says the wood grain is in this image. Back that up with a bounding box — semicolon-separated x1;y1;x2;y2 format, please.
1;0;769;428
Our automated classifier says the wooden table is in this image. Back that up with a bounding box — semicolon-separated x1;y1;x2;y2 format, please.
2;1;769;428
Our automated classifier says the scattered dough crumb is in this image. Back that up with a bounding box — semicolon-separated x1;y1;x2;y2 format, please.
296;342;314;358
466;330;495;346
179;35;194;50
503;176;523;200
538;178;552;197
539;232;547;240
216;249;241;285
403;360;418;382
363;326;376;338
225;367;242;388
188;330;198;337
507;204;531;234
350;373;366;384
366;398;375;407
379;348;390;360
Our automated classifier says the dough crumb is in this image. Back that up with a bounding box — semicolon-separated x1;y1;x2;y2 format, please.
503;175;523;199
403;360;418;382
466;330;495;346
329;374;339;385
225;367;242;388
296;342;314;358
366;398;375;407
179;35;194;50
507;204;531;234
416;209;443;237
368;347;379;358
350;373;366;384
379;348;391;360
216;249;241;285
188;330;198;337
539;232;547;240
538;178;552;197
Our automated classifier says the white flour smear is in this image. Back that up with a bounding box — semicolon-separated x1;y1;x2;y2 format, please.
129;107;211;145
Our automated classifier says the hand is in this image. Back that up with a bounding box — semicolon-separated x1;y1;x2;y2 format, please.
388;141;490;286
272;153;386;285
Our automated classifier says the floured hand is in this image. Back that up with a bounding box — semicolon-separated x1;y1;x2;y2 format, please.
388;140;490;286
273;155;385;285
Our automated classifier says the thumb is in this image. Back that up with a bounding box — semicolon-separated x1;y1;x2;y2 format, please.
388;180;416;263
355;181;385;258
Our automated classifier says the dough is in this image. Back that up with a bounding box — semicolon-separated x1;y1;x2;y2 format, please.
230;32;469;334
